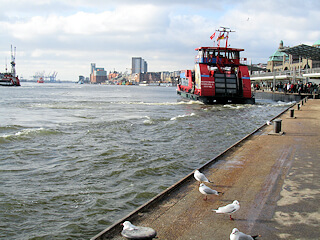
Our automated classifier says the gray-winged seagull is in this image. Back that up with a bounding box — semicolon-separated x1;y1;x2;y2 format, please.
213;200;240;220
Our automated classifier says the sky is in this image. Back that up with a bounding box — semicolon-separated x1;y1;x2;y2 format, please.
0;0;320;81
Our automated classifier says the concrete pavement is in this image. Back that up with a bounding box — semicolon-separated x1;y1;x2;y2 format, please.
92;98;320;240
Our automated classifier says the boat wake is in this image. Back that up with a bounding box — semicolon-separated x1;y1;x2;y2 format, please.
223;104;247;109
115;100;203;106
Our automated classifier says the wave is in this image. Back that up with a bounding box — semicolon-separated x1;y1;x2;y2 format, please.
170;112;196;121
30;103;90;110
223;104;246;109
255;99;296;107
143;116;154;125
114;100;203;106
0;127;61;141
142;115;180;125
275;100;296;106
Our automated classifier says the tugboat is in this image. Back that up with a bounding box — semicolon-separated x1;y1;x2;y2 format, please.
0;45;20;86
177;27;254;104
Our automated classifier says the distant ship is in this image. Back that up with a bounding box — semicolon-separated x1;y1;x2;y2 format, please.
177;27;254;104
37;77;44;83
0;45;20;86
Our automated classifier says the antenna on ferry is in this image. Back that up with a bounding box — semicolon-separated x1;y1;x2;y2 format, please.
10;45;16;77
215;27;235;48
5;56;8;72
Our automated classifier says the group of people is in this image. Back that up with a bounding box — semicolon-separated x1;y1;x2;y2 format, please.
253;81;319;95
276;82;319;94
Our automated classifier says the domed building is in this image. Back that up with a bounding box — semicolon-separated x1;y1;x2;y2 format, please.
313;40;320;48
267;40;289;71
267;40;320;73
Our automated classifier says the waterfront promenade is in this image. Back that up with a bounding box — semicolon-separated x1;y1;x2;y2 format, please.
92;99;320;240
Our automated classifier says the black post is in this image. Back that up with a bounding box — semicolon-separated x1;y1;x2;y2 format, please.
274;119;282;133
290;108;294;118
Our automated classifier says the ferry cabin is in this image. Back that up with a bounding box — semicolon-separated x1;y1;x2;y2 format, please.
177;46;253;104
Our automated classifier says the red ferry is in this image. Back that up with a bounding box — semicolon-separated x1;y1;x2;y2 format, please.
177;27;254;104
0;45;20;87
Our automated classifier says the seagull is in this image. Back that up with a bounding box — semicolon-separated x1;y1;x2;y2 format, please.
194;169;213;184
199;183;222;200
266;120;273;125
121;221;157;239
121;221;138;231
230;228;261;240
213;200;240;220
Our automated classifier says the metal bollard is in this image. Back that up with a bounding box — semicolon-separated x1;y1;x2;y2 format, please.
274;119;282;133
305;97;307;103
297;103;300;110
301;100;304;105
290;108;294;118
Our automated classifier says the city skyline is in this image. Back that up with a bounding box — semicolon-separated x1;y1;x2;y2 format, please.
0;0;319;80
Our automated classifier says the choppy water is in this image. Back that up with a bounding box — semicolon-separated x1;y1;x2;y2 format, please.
0;83;292;239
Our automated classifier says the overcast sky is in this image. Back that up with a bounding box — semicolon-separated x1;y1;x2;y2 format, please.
1;0;319;81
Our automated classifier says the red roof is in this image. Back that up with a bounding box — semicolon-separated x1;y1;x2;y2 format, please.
195;46;244;52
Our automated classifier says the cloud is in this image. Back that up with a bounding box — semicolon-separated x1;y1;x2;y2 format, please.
5;5;168;40
0;0;319;80
217;0;320;62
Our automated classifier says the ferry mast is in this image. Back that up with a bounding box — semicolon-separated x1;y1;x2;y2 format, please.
11;45;16;77
214;27;235;48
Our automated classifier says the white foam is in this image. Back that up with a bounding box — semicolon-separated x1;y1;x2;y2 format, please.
1;128;45;138
143;116;154;125
170;113;196;121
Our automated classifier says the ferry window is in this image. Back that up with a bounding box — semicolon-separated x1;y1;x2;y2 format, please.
198;50;204;58
203;50;207;58
181;78;189;86
219;51;225;58
208;50;214;59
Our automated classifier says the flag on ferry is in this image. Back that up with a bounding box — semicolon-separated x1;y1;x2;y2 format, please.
217;34;225;40
210;33;216;40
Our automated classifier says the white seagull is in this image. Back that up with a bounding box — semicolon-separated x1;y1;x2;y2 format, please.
194;169;213;184
213;200;240;220
121;221;157;239
199;183;222;200
230;228;261;240
121;221;138;231
266;120;273;125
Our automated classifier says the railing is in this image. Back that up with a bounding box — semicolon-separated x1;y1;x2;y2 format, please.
250;67;320;77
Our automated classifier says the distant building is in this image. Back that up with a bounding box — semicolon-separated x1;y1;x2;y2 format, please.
108;71;119;80
135;72;161;84
90;63;107;84
160;71;179;82
267;40;320;72
267;40;289;72
132;57;148;74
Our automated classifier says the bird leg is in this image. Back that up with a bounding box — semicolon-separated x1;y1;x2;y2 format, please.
229;215;234;220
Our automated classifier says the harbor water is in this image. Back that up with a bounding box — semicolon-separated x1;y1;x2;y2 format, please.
0;83;292;240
